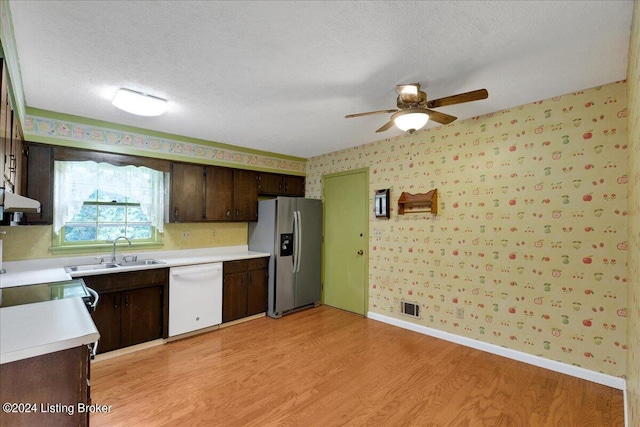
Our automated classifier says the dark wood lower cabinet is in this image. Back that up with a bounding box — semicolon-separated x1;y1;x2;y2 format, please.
90;292;121;354
0;345;90;427
247;265;268;316
83;269;168;354
223;257;269;323
222;270;247;323
120;286;164;348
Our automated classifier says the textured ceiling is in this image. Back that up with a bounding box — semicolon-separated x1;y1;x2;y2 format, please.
8;1;634;159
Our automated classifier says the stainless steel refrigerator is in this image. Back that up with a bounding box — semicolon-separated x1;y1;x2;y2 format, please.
248;197;322;318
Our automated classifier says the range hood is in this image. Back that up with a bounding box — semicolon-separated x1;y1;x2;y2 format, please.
0;188;41;214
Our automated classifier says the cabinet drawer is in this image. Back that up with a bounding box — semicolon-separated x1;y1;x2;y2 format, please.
224;260;248;274
248;257;268;271
82;268;168;293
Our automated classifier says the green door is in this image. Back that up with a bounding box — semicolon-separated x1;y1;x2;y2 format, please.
323;169;368;315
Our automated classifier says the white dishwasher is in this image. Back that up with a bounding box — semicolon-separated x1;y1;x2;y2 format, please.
169;262;223;337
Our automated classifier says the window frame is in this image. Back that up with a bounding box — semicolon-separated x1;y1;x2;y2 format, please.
49;147;170;254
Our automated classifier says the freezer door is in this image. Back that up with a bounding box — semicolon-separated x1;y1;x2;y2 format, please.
274;197;296;314
294;198;322;307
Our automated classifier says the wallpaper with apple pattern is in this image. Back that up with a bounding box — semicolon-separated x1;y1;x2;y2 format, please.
626;2;639;423
307;81;628;378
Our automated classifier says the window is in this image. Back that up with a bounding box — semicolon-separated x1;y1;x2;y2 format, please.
53;161;166;248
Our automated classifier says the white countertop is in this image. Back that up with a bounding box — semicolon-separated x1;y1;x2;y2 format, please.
0;245;270;364
0;245;270;288
0;297;100;364
0;268;72;288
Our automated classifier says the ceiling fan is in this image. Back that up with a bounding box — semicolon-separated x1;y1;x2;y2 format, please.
345;83;488;134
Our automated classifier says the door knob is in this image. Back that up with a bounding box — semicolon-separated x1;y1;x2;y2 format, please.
357;250;364;255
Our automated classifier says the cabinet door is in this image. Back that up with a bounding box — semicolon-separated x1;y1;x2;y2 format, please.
205;166;234;221
0;60;7;189
247;268;268;316
258;172;283;195
8;111;22;193
222;272;247;323
22;143;53;224
233;169;258;221
283;175;305;196
0;346;89;427
171;162;204;221
120;286;164;348
91;292;121;354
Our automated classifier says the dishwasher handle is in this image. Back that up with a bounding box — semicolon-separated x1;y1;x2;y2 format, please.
170;263;222;278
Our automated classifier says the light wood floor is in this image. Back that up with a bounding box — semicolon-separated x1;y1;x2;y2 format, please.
91;306;624;426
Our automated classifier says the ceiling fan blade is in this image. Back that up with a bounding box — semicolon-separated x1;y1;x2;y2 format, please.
426;89;488;109
425;109;457;125
345;109;397;119
375;120;395;133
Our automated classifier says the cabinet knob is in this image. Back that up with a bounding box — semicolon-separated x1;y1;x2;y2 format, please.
357;250;364;255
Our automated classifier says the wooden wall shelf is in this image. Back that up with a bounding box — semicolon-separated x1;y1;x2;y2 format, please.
397;189;438;215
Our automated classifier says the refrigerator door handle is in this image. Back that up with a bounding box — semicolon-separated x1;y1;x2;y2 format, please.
295;210;303;273
292;210;300;272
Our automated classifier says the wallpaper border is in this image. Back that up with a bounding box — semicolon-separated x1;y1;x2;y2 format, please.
24;112;307;174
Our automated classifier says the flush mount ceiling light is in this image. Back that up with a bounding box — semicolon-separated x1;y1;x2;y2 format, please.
392;108;430;134
112;88;167;116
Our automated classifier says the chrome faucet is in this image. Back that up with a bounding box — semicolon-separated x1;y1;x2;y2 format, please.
110;236;131;263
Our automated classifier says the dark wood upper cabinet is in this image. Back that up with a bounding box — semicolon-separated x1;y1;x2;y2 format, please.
258;172;283;195
283;175;305;197
13;140;302;226
257;172;305;197
21;143;54;224
172;164;258;222
205;166;234;221
171;162;205;221
233;169;258;221
8;111;23;194
0;59;25;201
0;59;9;191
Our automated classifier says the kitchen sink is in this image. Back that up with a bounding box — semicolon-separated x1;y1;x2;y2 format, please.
118;259;166;267
64;259;165;273
64;263;120;272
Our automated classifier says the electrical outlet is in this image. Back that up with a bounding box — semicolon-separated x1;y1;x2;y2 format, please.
456;307;464;319
211;231;217;239
181;231;191;240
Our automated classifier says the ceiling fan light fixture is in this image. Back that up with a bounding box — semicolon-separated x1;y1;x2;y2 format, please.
399;84;418;96
393;110;429;133
112;88;167;116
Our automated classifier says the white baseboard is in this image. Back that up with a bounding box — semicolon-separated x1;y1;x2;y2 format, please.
367;311;626;391
624;387;629;427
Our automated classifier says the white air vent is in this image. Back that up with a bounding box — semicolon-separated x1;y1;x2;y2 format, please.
400;300;420;318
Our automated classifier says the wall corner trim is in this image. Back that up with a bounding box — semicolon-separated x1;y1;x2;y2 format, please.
367;311;626;391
